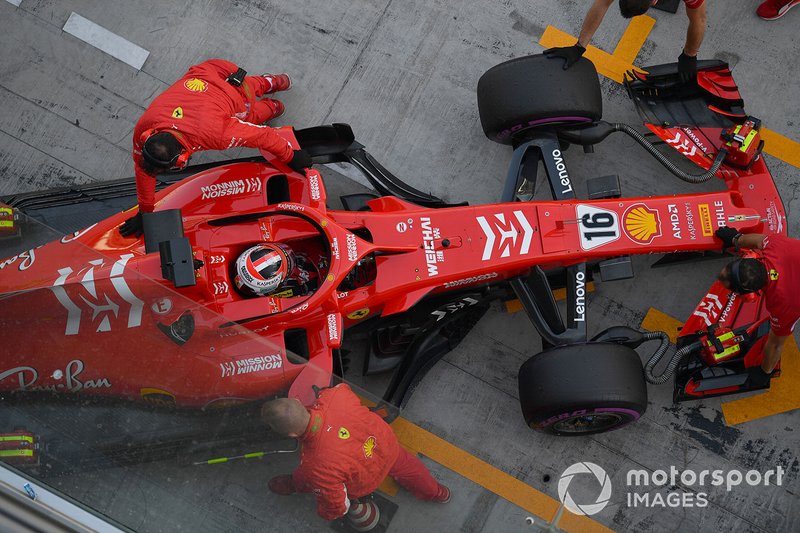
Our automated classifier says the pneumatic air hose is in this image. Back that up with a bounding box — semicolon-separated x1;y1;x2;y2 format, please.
641;330;703;384
612;123;727;184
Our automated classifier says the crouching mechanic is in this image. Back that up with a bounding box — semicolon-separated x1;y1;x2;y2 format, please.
715;227;800;386
262;384;450;522
120;58;312;236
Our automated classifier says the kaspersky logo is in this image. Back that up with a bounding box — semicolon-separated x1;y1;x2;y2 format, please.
623;204;661;244
558;462;612;516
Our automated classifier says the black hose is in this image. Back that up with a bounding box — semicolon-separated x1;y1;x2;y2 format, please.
642;330;702;384
612;123;727;184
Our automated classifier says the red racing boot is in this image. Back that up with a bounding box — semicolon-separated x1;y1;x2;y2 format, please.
756;0;800;19
431;484;450;503
261;73;292;93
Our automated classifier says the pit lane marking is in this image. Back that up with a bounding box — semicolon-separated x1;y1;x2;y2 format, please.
62;12;149;70
640;307;800;425
539;20;800;169
357;396;611;531
612;14;656;64
389;416;614;533
722;336;800;425
758;128;800;170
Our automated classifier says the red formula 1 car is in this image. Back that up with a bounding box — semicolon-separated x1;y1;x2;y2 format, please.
0;55;785;438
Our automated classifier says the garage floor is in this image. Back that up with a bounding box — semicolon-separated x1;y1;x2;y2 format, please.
0;1;799;532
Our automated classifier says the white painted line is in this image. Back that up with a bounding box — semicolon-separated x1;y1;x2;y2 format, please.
5;0;23;6
62;12;149;70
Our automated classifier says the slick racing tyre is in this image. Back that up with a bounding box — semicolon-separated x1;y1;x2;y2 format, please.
518;342;647;435
477;54;602;145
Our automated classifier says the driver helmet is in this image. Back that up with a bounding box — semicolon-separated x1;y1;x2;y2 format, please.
234;243;296;296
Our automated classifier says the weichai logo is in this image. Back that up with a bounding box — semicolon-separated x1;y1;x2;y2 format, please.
698;204;713;236
623;204;661;244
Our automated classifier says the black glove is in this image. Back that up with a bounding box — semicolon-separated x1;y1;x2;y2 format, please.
119;212;143;237
714;227;740;249
677;52;697;83
287;149;312;173
746;366;771;388
543;44;586;70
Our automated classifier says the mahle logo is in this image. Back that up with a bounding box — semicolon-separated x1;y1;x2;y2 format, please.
558;462;612;516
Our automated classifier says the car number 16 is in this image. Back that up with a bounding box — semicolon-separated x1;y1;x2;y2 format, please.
576;205;620;250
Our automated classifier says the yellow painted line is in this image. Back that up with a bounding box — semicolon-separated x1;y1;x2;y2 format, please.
640;307;682;344
760;127;800;169
539;25;646;83
640;307;800;425
722;336;800;425
505;282;596;314
558;510;619;533
390;417;614;533
612;16;656;64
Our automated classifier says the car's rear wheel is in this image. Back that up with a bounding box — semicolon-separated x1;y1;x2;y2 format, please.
518;342;647;436
477;54;602;145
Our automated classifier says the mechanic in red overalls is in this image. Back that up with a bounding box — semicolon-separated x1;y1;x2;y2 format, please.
715;228;800;386
120;59;312;236
544;0;707;82
262;384;450;521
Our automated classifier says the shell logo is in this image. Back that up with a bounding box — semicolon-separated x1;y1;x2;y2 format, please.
623;204;661;244
362;436;377;458
184;78;208;92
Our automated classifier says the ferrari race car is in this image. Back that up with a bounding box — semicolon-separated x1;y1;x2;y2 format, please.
0;54;785;442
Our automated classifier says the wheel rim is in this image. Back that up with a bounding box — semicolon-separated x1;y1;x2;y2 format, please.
551;412;627;434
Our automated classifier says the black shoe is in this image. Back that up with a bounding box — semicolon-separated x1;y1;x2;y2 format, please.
746;367;771;388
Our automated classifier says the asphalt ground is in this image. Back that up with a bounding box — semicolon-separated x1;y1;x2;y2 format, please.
0;1;799;532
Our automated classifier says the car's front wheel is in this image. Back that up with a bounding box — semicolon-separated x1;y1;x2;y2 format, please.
518;342;647;436
477;53;603;145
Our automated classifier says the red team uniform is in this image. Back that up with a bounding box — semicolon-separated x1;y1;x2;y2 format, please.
761;233;800;336
132;59;293;212
291;384;442;520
